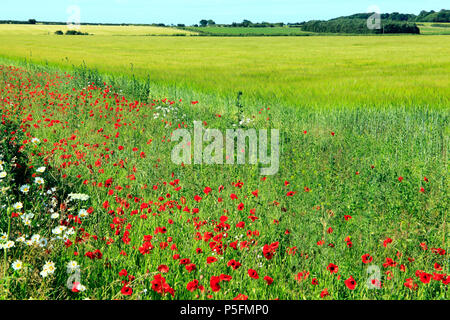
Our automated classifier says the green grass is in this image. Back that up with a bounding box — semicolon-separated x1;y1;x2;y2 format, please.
0;25;449;300
0;28;449;109
418;22;450;35
0;62;448;300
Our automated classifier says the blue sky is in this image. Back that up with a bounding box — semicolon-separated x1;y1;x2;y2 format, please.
1;0;448;24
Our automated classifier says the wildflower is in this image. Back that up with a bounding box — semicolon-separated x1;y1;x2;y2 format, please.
264;276;274;285
67;261;79;273
121;285;133;296
72;283;86;292
0;171;7;179
20;184;30;193
34;177;44;185
30;234;41;244
11;260;23;271
320;288;329;298
4;240;15;249
361;254;373;264
233;293;248;300
344;276;357;290
13;202;23;210
78;209;88;218
248;269;259;279
327;263;338;274
40;261;56;277
36;167;46;173
52;226;67;235
68;193;90;201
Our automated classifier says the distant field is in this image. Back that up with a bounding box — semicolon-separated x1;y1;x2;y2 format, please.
183;26;312;36
418;22;450;35
0;24;196;36
0;27;448;109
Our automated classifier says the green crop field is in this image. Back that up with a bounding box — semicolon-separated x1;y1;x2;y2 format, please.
0;23;196;36
0;25;449;109
0;23;448;301
183;26;312;36
418;22;450;35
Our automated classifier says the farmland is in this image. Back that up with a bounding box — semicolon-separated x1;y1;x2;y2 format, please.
0;23;449;301
0;25;449;109
182;26;311;36
418;22;450;35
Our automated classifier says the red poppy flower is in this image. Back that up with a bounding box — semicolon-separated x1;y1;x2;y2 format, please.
207;257;217;264
121;285;133;296
344;276;357;290
210;276;221;292
320;288;329;298
264;276;274;285
157;265;169;273
233;293;248;300
327;263;338;274
248;269;259;279
361;254;373;264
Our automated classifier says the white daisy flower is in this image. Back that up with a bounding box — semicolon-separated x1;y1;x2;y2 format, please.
68;193;90;201
43;261;56;275
4;240;15;249
11;260;23;270
0;171;6;179
36;167;46;173
20;184;30;193
34;177;44;185
38;238;48;248
30;234;41;244
13;202;23;210
78;209;88;218
67;261;79;273
76;284;86;292
52;226;66;235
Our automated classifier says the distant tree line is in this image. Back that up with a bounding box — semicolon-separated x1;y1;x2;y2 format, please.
0;19;37;24
333;9;450;23
302;19;420;34
196;19;286;27
1;9;448;29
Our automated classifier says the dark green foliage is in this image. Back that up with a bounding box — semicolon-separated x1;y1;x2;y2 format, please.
302;18;420;34
65;30;89;35
416;9;450;22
